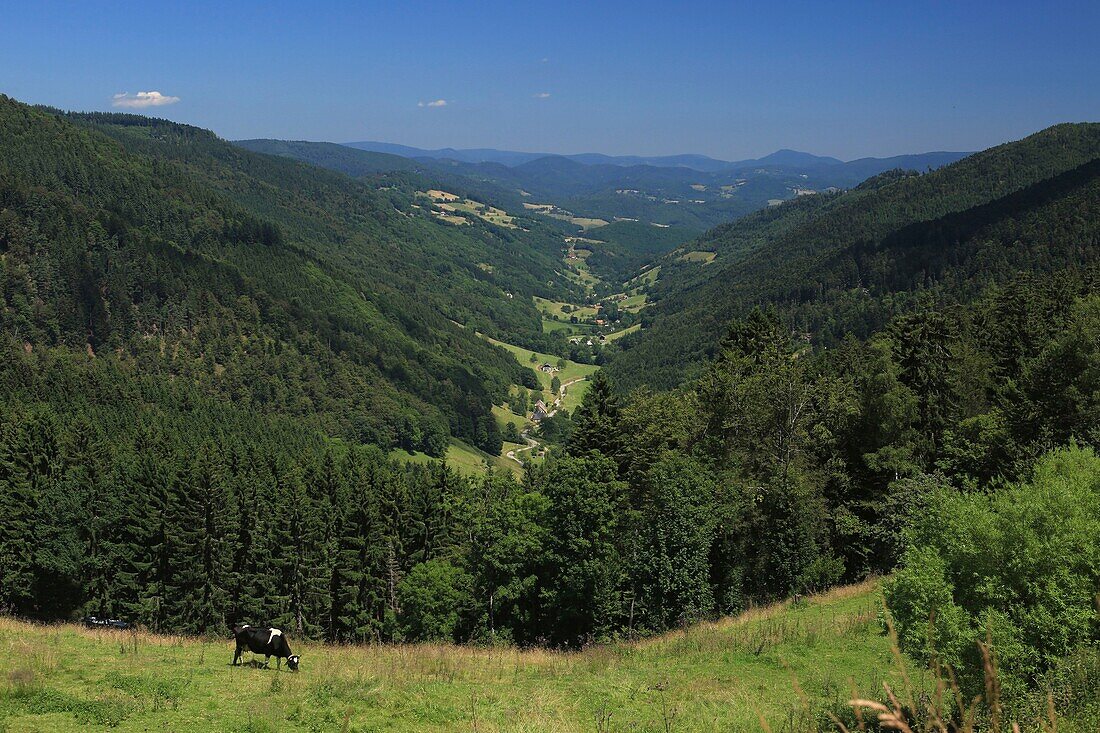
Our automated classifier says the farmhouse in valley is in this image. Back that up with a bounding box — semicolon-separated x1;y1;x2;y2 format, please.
532;400;549;421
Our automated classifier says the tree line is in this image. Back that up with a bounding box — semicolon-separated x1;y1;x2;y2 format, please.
2;266;1096;659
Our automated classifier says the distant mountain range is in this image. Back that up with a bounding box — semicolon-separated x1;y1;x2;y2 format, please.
239;138;973;235
343;140;968;174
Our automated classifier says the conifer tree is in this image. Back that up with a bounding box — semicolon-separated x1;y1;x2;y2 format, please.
330;449;387;642
271;463;329;636
167;447;237;633
568;371;623;466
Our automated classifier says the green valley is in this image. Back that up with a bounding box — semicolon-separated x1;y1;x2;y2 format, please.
2;35;1099;733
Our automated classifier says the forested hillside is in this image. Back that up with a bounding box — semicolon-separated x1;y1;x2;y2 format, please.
235;138;533;213
235;138;422;175
239;138;970;288
0;96;597;454
608;123;1100;389
236;138;696;286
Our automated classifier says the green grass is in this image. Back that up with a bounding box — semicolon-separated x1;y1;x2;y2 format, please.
501;440;528;457
387;446;437;467
443;439;520;475
626;265;660;287
533;296;598;319
678;250;717;263
603;323;641;342
567;216;609;230
0;581;910;732
481;335;598;392
562;260;602;290
491;404;528;435
540;318;585;335
419;190;517;228
557;377;590;414
390;438;520;477
444;200;517;229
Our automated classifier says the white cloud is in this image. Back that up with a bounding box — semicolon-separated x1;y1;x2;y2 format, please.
534;92;551;99
112;91;180;108
418;99;448;108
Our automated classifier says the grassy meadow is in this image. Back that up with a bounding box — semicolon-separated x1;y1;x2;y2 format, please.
389;439;521;477
602;323;641;343
540;318;591;336
533;296;599;320
617;294;649;314
677;250;717;263
481;336;598;392
626;266;660;287
0;581;912;733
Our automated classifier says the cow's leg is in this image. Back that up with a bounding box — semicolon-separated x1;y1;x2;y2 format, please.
232;641;242;666
263;654;270;669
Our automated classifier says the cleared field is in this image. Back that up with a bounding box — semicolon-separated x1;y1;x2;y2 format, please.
533;296;598;319
619;292;648;311
491;404;528;434
626;265;660;287
442;200;516;228
557;376;590;414
501;440;528;458
388;446;436;467
481;335;598;392
426;189;458;201
602;323;641;342
560;215;608;230
445;439;520;475
678;250;717;263
0;581;913;732
571;259;602;286
420;190;516;228
431;210;468;225
541;318;595;336
390;438;520;476
563;264;600;289
522;202;609;230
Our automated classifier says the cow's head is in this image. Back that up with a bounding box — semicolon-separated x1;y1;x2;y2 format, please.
287;655;300;671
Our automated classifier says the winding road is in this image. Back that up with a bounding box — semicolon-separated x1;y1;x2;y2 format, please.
505;376;588;465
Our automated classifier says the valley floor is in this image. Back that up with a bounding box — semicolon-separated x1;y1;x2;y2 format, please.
0;581;907;733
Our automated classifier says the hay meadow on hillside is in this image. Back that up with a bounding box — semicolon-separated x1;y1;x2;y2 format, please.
1;583;901;732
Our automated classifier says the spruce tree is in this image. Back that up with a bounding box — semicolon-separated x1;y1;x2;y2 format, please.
568;371;623;466
167;447;237;633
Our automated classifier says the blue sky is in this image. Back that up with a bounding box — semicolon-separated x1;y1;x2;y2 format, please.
2;1;1098;159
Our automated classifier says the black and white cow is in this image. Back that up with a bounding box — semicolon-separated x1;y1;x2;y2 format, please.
230;624;300;670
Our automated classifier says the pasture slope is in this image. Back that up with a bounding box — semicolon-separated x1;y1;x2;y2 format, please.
0;582;904;732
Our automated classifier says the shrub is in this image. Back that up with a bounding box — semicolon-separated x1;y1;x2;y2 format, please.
396;559;474;642
885;445;1100;698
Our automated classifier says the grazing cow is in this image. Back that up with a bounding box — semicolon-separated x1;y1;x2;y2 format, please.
230;624;300;670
